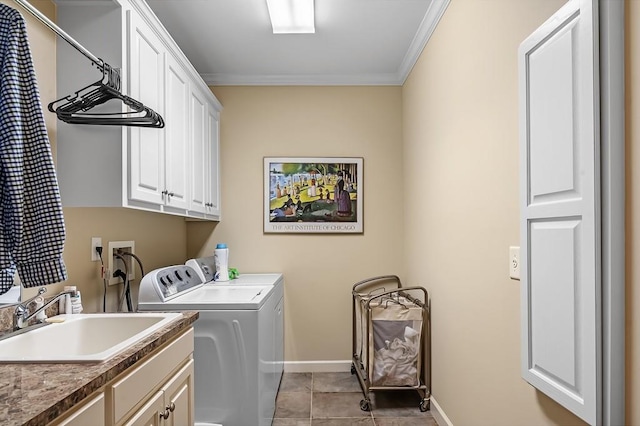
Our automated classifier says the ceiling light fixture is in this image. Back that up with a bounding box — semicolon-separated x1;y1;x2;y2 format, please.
266;0;315;34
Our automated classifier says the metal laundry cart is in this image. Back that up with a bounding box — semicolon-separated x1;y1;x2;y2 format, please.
351;275;431;412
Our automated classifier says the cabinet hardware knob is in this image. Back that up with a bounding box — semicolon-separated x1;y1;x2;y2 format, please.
168;192;175;197
168;402;176;412
159;409;170;420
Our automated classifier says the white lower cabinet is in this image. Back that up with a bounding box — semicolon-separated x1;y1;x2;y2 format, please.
109;328;194;425
51;328;194;426
123;390;165;426
51;393;106;426
122;359;194;426
163;360;193;426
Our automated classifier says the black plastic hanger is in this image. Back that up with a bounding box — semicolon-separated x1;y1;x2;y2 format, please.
48;60;165;128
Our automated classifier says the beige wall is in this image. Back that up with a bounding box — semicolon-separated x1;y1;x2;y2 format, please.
187;86;404;362
402;0;590;424
10;0;640;423
62;208;187;312
7;0;189;308
626;1;639;424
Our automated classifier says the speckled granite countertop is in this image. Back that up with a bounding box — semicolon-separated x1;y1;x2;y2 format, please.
0;309;198;426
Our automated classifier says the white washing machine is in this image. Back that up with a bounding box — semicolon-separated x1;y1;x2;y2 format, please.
138;258;284;426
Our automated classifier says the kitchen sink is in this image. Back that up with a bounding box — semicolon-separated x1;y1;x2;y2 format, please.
0;313;181;363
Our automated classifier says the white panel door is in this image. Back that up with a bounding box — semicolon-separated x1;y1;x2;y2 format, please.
164;53;190;210
127;11;165;206
519;0;600;424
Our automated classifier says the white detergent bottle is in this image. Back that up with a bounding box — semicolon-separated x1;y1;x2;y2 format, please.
214;243;229;282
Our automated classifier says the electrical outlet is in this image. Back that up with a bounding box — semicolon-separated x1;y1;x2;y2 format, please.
108;240;135;286
509;246;520;280
91;237;102;261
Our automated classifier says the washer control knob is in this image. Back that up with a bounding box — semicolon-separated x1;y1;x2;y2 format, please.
175;270;182;281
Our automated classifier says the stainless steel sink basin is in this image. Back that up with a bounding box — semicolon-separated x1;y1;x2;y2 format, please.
0;313;181;363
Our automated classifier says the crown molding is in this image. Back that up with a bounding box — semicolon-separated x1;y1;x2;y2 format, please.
202;72;404;87
203;0;451;86
397;0;451;84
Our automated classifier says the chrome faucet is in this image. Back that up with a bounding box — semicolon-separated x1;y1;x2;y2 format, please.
13;287;77;330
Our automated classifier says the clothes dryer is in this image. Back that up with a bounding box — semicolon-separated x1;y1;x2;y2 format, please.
138;264;284;426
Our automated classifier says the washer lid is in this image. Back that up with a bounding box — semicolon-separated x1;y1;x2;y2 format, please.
215;273;283;286
141;284;275;310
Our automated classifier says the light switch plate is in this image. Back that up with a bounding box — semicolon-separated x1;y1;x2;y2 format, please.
509;246;520;280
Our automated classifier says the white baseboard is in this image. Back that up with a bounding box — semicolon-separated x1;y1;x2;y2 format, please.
430;397;453;426
283;360;352;373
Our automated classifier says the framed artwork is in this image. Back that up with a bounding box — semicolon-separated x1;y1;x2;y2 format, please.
264;157;363;234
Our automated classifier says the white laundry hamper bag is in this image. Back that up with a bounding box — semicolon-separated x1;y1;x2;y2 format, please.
367;297;423;387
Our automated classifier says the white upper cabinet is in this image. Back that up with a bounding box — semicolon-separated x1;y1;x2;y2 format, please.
205;107;221;219
55;0;222;220
187;85;220;220
127;9;165;207
162;51;191;211
188;86;207;215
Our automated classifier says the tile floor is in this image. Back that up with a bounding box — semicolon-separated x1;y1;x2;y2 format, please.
273;372;439;426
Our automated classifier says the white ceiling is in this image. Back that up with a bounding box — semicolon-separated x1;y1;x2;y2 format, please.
146;0;449;86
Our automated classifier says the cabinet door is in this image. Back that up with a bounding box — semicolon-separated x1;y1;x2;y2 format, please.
189;87;208;214
164;53;190;210
53;393;105;426
205;107;221;218
127;10;165;206
122;390;164;426
163;359;194;426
